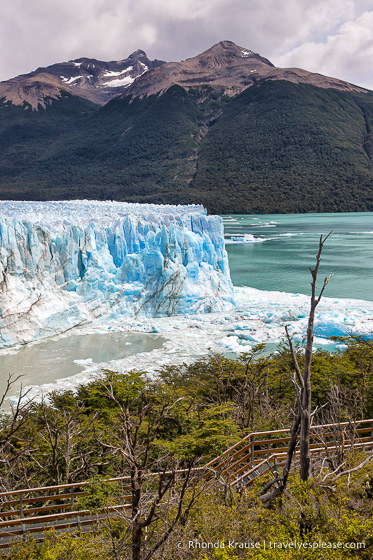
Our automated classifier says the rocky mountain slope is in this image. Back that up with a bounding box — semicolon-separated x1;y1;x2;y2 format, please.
0;50;166;108
0;41;372;213
124;40;366;99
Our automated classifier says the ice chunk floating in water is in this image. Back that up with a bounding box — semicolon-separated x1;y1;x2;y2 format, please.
0;201;234;348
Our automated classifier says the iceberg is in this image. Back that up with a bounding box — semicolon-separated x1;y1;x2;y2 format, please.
13;286;373;403
0;201;235;348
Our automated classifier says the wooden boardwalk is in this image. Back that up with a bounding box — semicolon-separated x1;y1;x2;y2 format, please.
0;418;372;552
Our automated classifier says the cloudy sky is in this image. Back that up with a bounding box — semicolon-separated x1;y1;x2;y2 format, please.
2;0;373;89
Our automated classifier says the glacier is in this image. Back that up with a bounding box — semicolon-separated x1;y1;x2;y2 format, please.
6;286;373;403
0;201;235;348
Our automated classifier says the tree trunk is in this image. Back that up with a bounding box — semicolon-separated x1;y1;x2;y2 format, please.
299;234;331;481
132;523;143;560
300;300;315;481
131;465;143;560
261;233;331;502
290;233;331;483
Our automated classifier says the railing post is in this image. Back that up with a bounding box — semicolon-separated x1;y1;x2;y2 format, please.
71;487;81;533
19;492;26;540
251;436;255;468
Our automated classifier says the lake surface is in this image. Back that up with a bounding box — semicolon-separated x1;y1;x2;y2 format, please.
1;212;372;400
223;212;373;301
0;332;166;400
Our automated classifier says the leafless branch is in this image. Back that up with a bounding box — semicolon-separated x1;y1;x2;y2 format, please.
335;452;373;479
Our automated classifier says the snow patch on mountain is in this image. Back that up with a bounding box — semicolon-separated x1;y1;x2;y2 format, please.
103;76;135;87
103;68;133;77
60;75;84;85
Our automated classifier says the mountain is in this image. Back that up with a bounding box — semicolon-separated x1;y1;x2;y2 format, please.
124;40;366;98
0;50;166;108
0;41;373;214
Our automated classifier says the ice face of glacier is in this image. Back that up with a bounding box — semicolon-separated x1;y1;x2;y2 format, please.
0;201;235;348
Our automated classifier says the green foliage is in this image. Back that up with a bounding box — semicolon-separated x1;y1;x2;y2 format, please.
75;476;117;512
193;81;373;213
3;338;373;559
1;339;373;489
8;462;373;559
1;82;373;212
165;403;240;460
177;465;373;559
7;529;113;559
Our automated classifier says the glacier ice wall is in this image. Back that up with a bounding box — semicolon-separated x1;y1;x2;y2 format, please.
0;201;235;348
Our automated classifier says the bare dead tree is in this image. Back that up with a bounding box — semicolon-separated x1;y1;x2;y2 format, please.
288;232;332;481
188;349;270;431
326;450;373;482
0;374;34;491
19;396;99;487
261;232;332;502
311;384;366;472
97;378;201;560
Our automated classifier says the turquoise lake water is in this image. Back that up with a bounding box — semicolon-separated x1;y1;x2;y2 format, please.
223;212;373;301
1;212;372;399
0;333;166;403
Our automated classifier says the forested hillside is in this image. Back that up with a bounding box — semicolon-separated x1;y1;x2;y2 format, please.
1;80;373;213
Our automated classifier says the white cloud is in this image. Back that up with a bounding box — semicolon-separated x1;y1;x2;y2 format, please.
0;0;371;89
275;10;373;89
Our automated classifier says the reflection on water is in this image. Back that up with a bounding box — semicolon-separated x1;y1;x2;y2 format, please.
0;332;166;399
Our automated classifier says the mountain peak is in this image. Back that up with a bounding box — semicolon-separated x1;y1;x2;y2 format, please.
123;41;276;98
196;40;274;68
206;39;251;55
0;41;367;111
128;49;147;58
123;40;364;99
0;52;167;108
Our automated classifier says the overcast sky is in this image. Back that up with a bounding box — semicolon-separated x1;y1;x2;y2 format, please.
2;0;373;89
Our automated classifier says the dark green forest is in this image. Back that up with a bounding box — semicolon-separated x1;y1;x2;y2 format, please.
1;81;373;213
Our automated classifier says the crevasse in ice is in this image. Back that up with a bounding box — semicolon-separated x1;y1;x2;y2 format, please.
0;201;235;347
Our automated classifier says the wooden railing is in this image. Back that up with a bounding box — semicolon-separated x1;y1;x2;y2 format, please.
0;468;206;552
204;418;373;487
0;477;134;552
0;419;372;552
